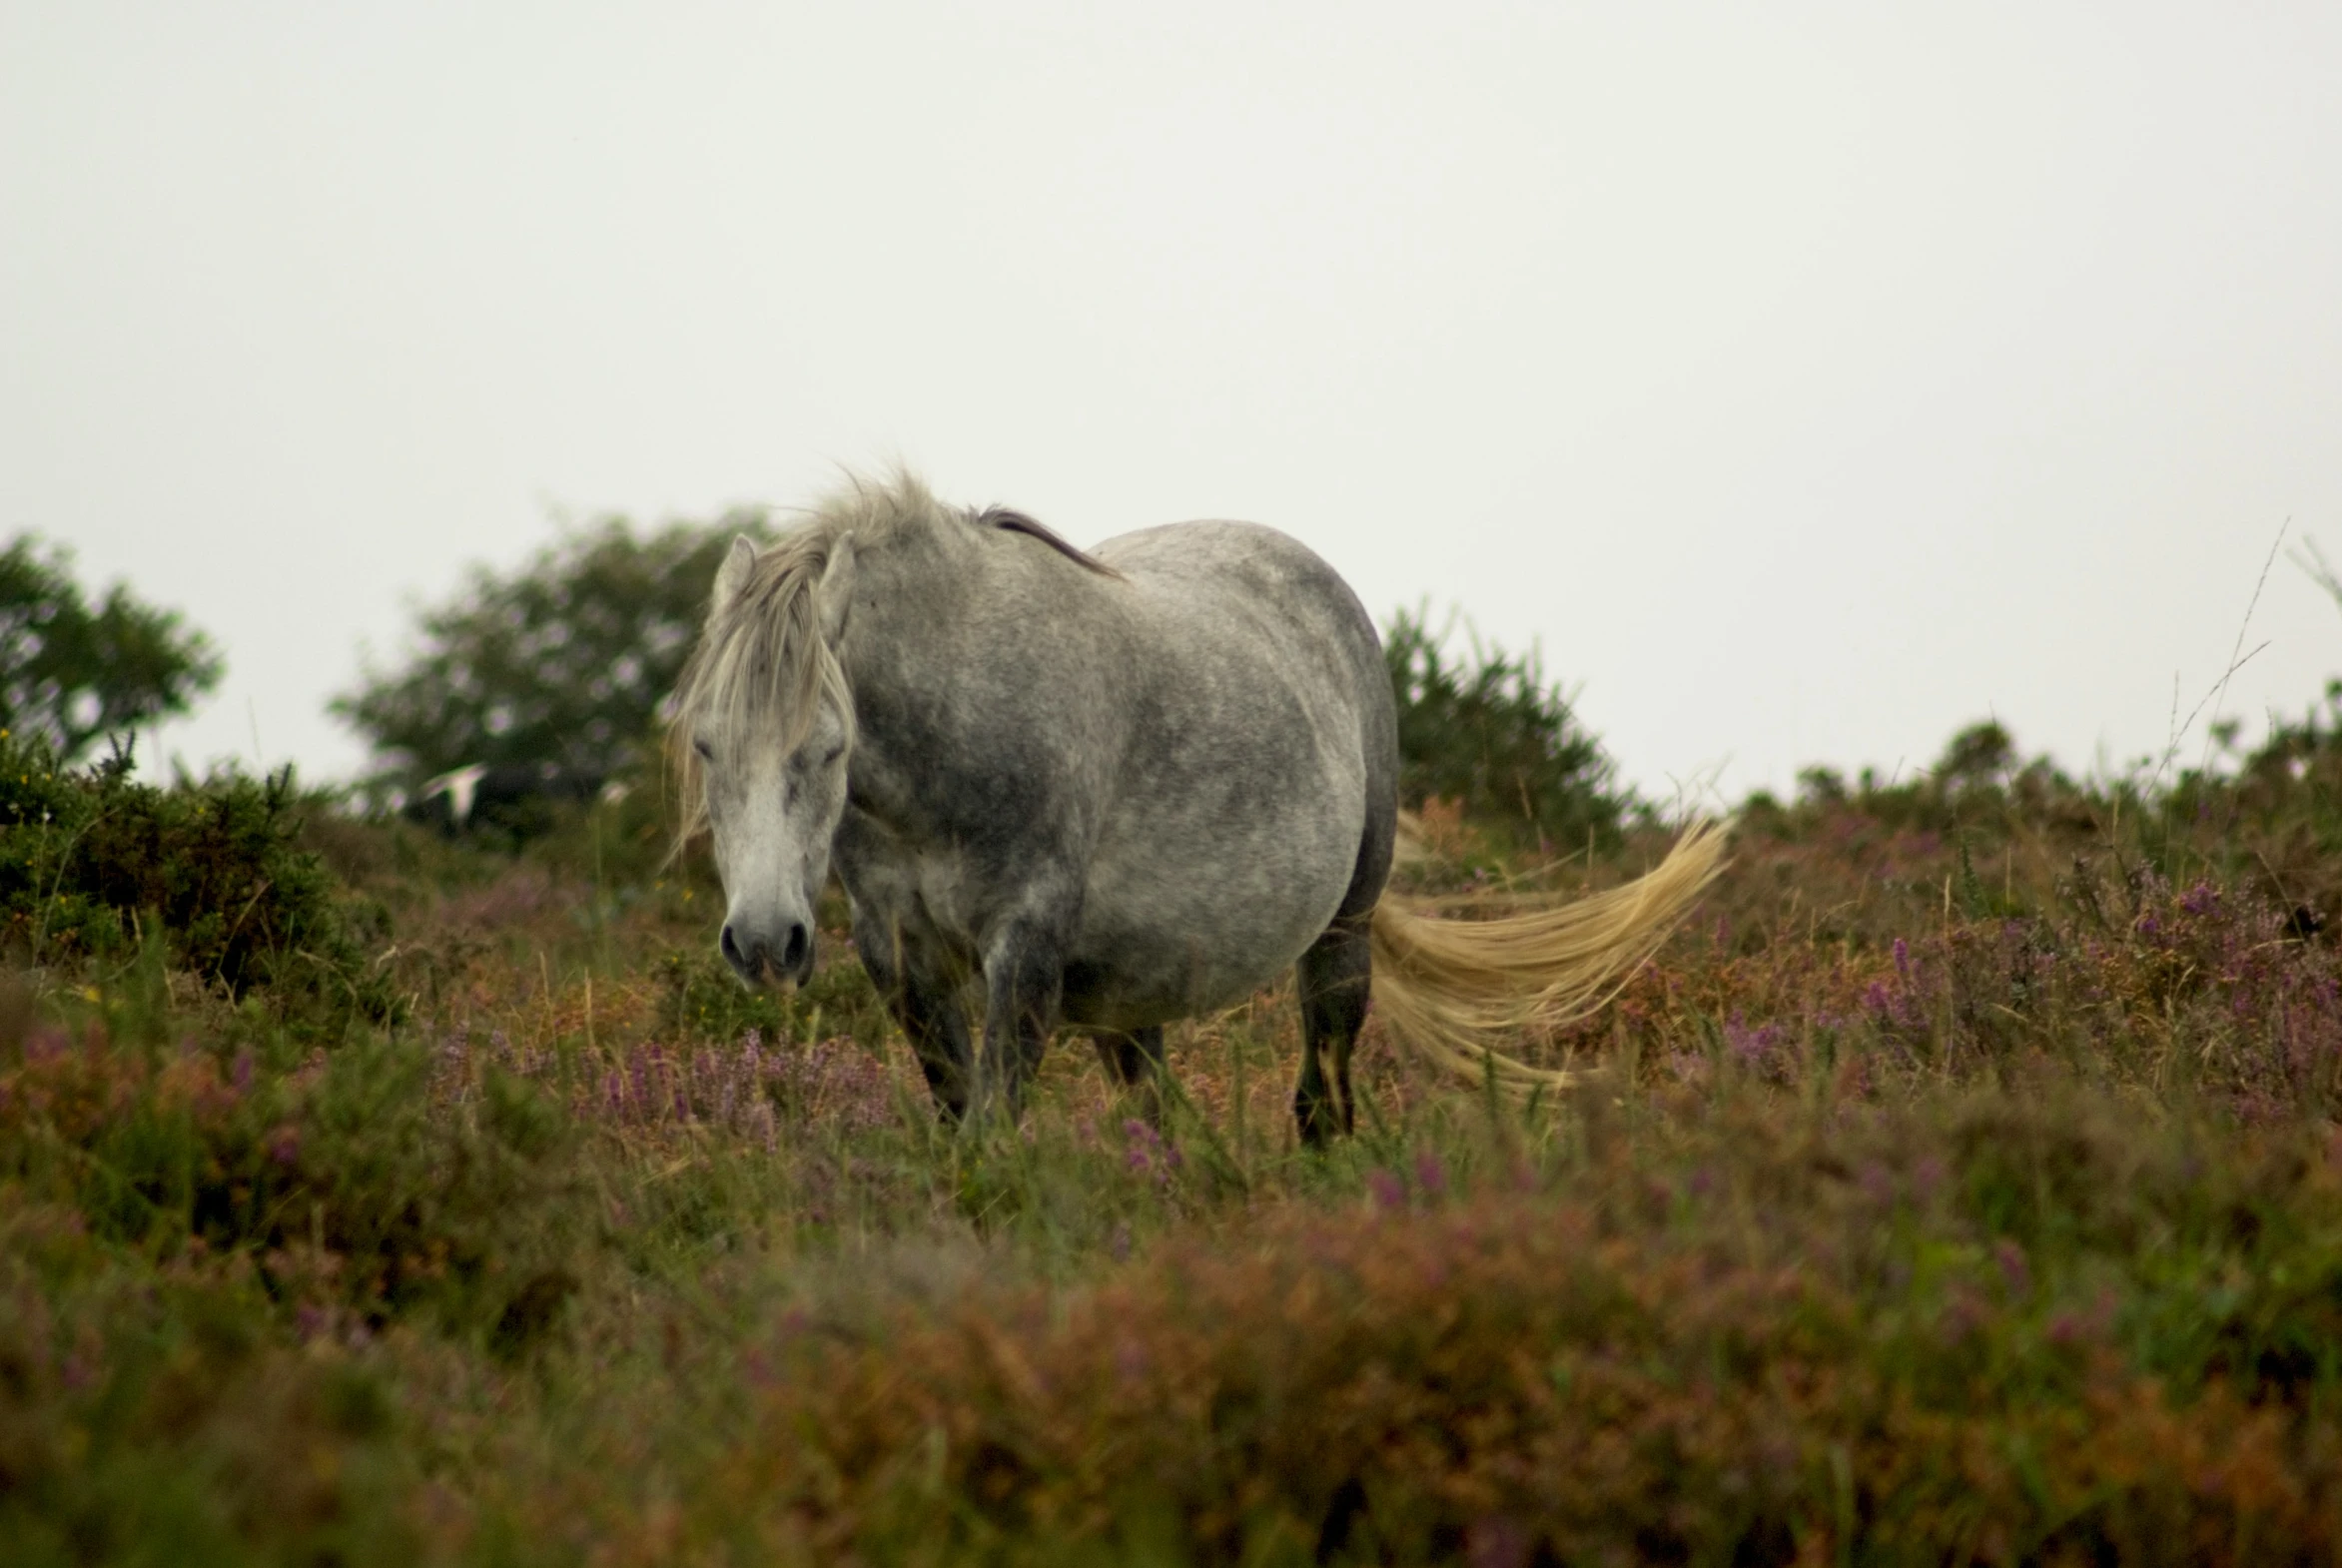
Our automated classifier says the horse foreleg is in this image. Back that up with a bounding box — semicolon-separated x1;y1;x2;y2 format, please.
1294;914;1372;1145
1091;1026;1167;1126
897;983;977;1122
976;919;1067;1123
854;910;973;1120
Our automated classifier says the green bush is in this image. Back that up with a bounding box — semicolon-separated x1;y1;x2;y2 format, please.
0;736;394;1034
1383;603;1627;849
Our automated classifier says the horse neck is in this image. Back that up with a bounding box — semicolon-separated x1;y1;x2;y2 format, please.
831;521;969;704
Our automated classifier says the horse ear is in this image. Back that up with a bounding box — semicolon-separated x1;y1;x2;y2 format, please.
816;537;856;643
711;534;758;615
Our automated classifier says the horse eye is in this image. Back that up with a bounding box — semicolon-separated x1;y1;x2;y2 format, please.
692;738;714;761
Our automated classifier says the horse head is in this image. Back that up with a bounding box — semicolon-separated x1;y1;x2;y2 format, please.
674;531;857;990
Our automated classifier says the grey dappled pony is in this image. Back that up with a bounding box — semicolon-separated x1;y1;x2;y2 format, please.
670;473;1724;1141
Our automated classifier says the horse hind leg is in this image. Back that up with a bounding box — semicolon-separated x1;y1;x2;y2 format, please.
1091;1026;1168;1125
1294;911;1372;1145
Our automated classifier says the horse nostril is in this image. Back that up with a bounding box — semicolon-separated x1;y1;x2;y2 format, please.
781;922;810;974
720;923;746;970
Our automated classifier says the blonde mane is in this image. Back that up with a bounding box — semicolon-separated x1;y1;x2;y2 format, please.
665;471;1110;856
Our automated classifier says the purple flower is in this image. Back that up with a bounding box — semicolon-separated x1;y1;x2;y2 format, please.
1413;1150;1448;1198
1115;1123;1152;1175
1724;1016;1785;1069
1939;1290;1986;1346
1123;1119;1173;1180
1465;1517;1530;1568
1994;1238;2030;1298
1366;1169;1406;1212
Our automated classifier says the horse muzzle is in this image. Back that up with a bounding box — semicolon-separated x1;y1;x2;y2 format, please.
720;917;816;990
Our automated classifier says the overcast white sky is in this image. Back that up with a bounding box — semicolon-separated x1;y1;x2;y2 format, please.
5;3;2340;801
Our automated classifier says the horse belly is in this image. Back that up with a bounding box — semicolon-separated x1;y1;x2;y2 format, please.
1063;782;1363;1031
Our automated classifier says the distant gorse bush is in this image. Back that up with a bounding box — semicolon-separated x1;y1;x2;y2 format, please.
1384;603;1627;848
333;511;769;789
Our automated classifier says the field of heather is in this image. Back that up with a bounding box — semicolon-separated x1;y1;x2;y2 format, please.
9;727;2342;1565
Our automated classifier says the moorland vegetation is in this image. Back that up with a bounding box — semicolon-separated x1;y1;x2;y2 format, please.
6;524;2342;1562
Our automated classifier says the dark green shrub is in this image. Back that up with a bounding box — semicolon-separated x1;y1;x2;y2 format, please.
0;736;393;1033
1383;603;1627;849
333;511;769;789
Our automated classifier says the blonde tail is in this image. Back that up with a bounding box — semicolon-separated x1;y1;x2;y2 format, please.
1367;819;1730;1093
